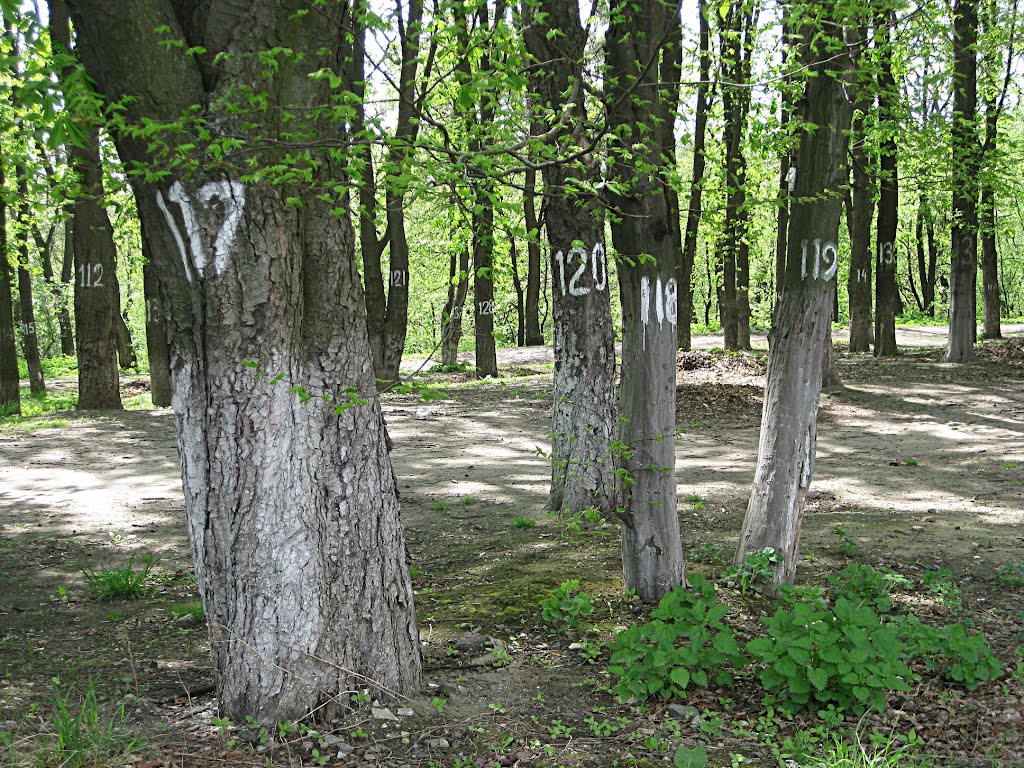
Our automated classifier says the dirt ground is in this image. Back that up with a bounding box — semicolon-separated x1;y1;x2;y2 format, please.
1;331;1023;767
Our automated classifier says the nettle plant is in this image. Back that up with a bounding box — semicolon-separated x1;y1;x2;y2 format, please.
608;576;746;701
540;579;594;629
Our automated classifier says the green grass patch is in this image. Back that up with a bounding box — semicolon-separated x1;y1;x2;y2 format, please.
512;517;536;529
81;554;156;601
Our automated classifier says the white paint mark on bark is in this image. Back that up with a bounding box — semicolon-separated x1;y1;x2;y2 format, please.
197;180;246;275
567;246;590;297
156;189;193;283
167;182;208;276
640;275;651;351
801;239;839;281
787;166;797;192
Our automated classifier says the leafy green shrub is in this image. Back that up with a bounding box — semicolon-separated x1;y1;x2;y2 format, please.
827;564;911;614
833;526;859;558
920;569;962;611
540;579;593;628
993;561;1024;588
81;554;156;601
609;576;746;701
747;595;913;714
721;547;780;594
895;615;1002;689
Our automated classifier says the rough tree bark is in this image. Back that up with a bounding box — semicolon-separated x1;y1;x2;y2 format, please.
141;255;172;407
0;162;20;415
523;0;618;517
677;0;711;352
736;12;854;587
68;0;421;722
874;9;899;358
58;220;75;355
607;0;686;602
947;0;980;362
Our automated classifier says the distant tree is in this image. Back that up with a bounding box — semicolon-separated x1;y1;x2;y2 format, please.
0;159;19;414
874;6;900;358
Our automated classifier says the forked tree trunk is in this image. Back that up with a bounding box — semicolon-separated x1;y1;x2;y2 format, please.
947;0;980;362
607;0;686;602
510;237;525;346
68;0;421;723
114;311;137;370
874;10;899;358
736;13;853;587
677;0;711;352
440;244;470;367
142;255;172;407
0;163;19;414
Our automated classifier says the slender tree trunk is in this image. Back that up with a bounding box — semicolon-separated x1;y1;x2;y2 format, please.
440;244;470;366
142;253;172;407
15;176;46;395
874;10;899;358
947;0;980;362
980;97;1001;339
678;0;711;352
736;12;854;587
113;311;136;369
509;237;525;346
58;219;75;355
774;12;797;312
607;0;686;602
69;0;421;723
925;208;938;316
523;152;544;346
471;188;498;378
848;34;875;353
0;162;20;415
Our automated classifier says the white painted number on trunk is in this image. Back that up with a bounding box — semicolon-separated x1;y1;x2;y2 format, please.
156;180;246;280
856;268;869;282
390;270;408;287
878;241;896;266
554;243;607;297
78;263;104;288
801;240;839;281
640;275;678;349
478;300;493;315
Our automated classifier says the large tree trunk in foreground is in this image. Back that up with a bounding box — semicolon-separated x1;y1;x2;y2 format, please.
69;0;421;723
523;0;621;518
947;0;980;362
0;163;20;415
873;11;899;358
736;13;853;587
607;0;686;602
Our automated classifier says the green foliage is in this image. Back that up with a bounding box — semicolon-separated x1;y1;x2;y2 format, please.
833;527;859;558
919;569;962;611
81;554;156;601
429;501;451;512
747;595;913;714
721;547;780;594
170;600;205;623
804;729;927;768
41;678;137;768
895;615;1002;690
992;561;1024;588
539;579;594;629
673;744;708;768
608;576;746;701
827;564;911;614
512;517;536;529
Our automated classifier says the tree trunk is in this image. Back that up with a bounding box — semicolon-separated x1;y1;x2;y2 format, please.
58;219;75;355
509;236;525;346
142;254;172;407
874;11;899;358
68;0;421;723
15;176;46;395
607;0;686;602
523;153;544;346
440;244;470;367
70;125;123;410
947;0;980;362
980;92;1001;339
113;310;137;370
847;38;875;353
472;188;498;378
678;0;711;352
0;162;20;415
736;12;853;587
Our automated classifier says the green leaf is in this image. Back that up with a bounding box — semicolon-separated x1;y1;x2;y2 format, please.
670;667;690;689
674;745;708;768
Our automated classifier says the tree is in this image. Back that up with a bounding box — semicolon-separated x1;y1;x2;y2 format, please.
874;7;900;358
736;9;854;586
0;159;19;415
677;0;712;352
947;0;981;362
607;0;686;602
522;0;618;518
14;167;46;394
522;153;544;346
66;0;421;722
